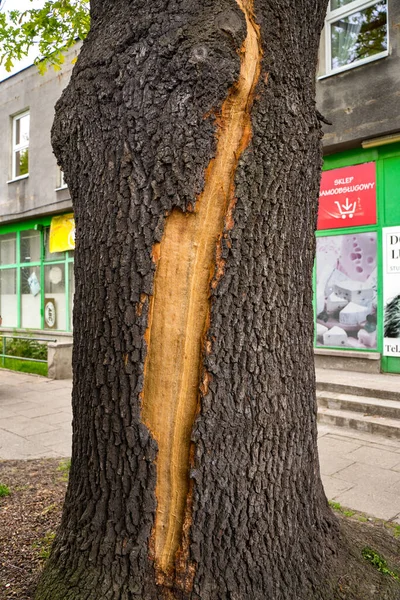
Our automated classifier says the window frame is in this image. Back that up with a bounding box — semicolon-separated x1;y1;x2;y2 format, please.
323;0;388;77
11;110;30;181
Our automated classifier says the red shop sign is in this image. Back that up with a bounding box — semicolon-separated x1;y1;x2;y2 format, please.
317;162;376;230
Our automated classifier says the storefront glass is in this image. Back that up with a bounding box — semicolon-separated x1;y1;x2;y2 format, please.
316;232;377;349
20;229;41;263
21;265;41;328
44;264;66;330
0;268;17;327
0;233;16;265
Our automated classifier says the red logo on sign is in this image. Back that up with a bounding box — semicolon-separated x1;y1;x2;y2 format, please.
317;162;376;230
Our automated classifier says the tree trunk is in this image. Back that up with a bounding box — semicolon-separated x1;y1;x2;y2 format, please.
35;1;339;598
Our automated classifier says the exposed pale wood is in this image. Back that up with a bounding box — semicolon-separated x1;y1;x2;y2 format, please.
141;0;262;577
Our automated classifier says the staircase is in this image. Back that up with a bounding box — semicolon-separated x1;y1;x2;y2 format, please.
316;369;400;439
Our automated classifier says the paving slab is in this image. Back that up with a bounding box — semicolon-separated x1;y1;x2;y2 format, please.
345;445;400;469
318;428;400;452
317;434;362;455
32;411;72;425
318;452;356;477
0;414;58;436
16;404;68;419
27;429;72;457
0;428;60;460
0;370;72;460
332;487;400;521
332;461;400;491
320;475;354;499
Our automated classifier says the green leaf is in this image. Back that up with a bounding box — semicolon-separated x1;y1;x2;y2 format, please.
0;0;90;75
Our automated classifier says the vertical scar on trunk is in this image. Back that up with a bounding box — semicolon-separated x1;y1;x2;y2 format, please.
141;0;262;581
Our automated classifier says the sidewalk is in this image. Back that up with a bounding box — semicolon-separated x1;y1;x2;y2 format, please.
318;425;400;522
1;369;400;522
0;369;72;458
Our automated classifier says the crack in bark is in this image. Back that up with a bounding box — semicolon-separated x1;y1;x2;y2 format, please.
141;0;262;586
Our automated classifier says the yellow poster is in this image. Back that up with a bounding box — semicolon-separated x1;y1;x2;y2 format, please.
49;213;75;253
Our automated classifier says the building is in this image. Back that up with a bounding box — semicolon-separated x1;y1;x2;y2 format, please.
315;0;400;374
0;48;77;352
1;1;399;376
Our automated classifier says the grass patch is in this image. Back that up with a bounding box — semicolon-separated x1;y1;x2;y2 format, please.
384;522;400;539
57;459;71;482
357;515;368;523
330;504;400;540
0;357;47;376
0;483;11;497
329;500;355;518
32;531;56;560
362;546;400;580
41;503;58;516
393;525;400;539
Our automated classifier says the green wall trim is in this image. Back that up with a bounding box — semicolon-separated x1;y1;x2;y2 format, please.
316;224;377;238
0;215;53;235
322;142;400;171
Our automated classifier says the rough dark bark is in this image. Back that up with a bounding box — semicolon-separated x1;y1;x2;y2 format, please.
34;1;345;599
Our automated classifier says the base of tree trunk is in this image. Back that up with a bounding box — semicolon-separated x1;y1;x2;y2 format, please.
35;514;400;600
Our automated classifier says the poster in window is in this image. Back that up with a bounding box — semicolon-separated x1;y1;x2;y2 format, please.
383;228;400;356
44;298;57;329
49;214;75;253
317;162;376;230
315;233;377;349
28;272;40;296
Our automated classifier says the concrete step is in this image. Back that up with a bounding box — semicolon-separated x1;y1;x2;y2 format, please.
316;380;400;402
316;368;400;402
317;407;400;440
317;390;400;421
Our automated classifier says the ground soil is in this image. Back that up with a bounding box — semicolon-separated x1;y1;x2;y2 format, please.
0;459;68;600
1;459;400;600
328;515;400;600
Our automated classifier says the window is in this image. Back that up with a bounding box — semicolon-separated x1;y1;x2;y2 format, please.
56;167;68;190
0;221;74;331
323;0;387;75
12;111;30;179
315;232;378;349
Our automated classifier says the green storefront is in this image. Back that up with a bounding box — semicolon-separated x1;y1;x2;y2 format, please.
315;141;400;374
0;214;74;333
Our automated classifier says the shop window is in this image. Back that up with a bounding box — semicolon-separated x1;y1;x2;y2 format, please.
0;224;74;332
323;0;387;76
0;269;17;327
44;265;66;330
21;266;41;328
20;229;41;263
12;111;30;179
0;233;16;265
316;232;378;349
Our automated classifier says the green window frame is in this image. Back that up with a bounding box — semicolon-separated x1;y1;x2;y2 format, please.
0;216;74;331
